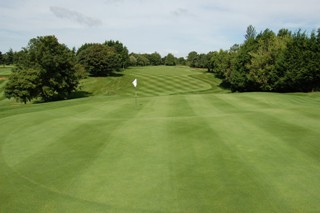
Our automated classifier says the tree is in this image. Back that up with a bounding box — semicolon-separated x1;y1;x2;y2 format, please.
277;30;320;92
187;51;198;67
227;28;259;92
74;64;88;80
177;57;186;65
129;55;137;66
135;54;150;66
165;53;176;66
246;29;291;91
76;43;99;55
0;51;3;65
4;49;14;65
210;50;235;79
197;53;209;68
5;69;40;104
12;49;28;66
245;25;257;40
104;40;129;68
206;26;320;93
148;52;162;65
77;44;122;76
5;35;79;103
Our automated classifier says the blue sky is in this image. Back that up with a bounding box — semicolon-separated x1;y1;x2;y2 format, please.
1;0;319;57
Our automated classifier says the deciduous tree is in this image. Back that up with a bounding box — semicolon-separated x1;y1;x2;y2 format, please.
77;44;122;76
165;53;176;66
5;69;40;104
5;35;79;103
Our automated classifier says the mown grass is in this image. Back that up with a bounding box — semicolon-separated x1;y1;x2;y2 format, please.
1;66;320;212
80;66;225;97
0;65;14;76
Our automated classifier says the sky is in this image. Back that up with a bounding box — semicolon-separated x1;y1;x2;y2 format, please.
1;0;319;57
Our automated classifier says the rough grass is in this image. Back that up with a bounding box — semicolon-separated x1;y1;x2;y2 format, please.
1;66;320;212
0;66;13;101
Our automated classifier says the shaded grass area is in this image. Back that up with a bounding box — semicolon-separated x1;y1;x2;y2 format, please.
1;66;320;212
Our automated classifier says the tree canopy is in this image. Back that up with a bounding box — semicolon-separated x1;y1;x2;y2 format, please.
164;53;176;66
77;44;122;76
197;26;320;92
5;35;79;103
76;41;128;76
104;40;130;68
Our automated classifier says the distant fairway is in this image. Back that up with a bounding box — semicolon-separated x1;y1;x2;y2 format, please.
1;66;320;212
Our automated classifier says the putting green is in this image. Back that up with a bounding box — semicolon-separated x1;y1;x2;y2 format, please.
1;66;320;212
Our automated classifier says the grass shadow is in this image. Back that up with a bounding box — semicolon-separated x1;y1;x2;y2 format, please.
88;71;125;78
109;72;124;77
219;80;232;90
32;91;92;104
68;90;92;99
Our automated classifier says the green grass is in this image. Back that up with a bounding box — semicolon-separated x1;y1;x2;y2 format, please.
80;66;224;97
0;65;14;76
0;66;13;101
1;66;320;212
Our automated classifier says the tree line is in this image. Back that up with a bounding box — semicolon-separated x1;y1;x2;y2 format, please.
0;49;15;65
3;26;320;103
129;52;186;66
187;26;320;92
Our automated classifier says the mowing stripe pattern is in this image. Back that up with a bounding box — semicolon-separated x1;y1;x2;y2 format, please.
1;66;320;212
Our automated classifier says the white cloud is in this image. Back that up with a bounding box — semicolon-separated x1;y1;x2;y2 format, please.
171;8;195;18
1;0;320;56
50;6;102;27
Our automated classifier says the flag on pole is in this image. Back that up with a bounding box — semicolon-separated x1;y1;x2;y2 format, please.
132;78;137;88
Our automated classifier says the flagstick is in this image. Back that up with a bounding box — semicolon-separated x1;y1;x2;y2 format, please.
135;86;138;108
132;78;138;108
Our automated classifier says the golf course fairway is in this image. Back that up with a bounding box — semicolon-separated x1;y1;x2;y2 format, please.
1;66;320;212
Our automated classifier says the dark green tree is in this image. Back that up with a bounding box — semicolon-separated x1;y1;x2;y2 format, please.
277;30;320;92
187;51;198;67
210;50;235;79
129;55;138;66
177;57;186;65
104;40;129;68
4;49;14;65
245;25;257;40
0;51;3;65
77;44;122;76
148;52;162;65
76;43;99;55
5;69;40;104
12;49;28;66
5;35;79;103
138;54;150;66
209;26;320;93
228;28;259;92
197;53;209;68
130;53;150;66
165;53;176;66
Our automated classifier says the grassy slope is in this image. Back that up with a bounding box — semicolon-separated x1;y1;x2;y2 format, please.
80;66;225;97
1;66;320;212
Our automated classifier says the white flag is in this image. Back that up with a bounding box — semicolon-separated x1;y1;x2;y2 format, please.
132;78;137;88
